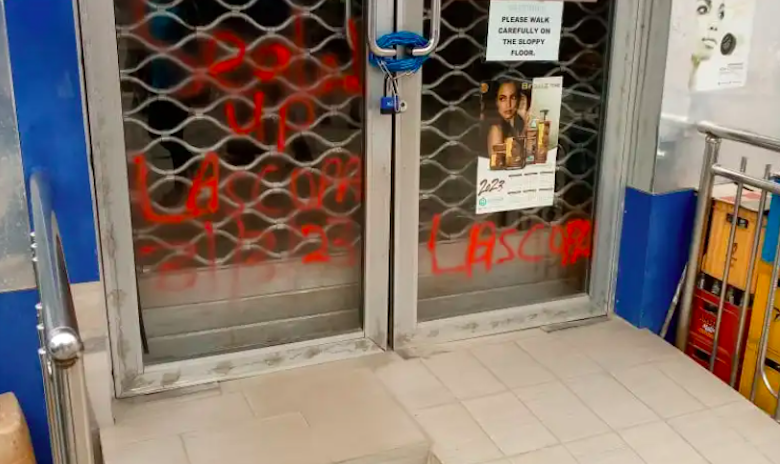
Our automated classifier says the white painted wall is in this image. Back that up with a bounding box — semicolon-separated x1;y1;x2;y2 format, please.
655;0;780;193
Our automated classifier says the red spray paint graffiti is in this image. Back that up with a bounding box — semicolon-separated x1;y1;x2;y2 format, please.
136;153;592;291
134;153;363;291
427;213;592;277
132;3;362;152
130;4;592;293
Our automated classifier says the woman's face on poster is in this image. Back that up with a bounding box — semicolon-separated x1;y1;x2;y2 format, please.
695;0;725;60
496;82;519;122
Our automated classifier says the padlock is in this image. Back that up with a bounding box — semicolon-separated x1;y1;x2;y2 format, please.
380;96;398;114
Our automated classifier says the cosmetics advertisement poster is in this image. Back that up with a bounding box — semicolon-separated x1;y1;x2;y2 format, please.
476;76;562;215
691;0;756;91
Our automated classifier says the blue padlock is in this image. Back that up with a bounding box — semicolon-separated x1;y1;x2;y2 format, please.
380;96;399;114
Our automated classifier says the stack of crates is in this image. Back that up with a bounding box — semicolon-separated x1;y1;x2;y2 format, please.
738;182;780;414
686;184;767;384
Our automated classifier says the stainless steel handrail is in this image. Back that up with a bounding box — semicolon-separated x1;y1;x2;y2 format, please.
678;121;780;419
698;121;780;154
29;171;100;464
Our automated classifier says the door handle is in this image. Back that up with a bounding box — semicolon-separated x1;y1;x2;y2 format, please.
345;0;354;50
411;0;441;56
368;0;396;57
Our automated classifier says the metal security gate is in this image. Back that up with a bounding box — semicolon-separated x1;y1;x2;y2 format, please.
115;0;372;363
81;0;394;395
393;0;632;345
80;0;642;395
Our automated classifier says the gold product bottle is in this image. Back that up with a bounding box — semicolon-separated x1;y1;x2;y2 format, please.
490;144;506;170
536;109;550;164
525;118;538;165
505;137;526;169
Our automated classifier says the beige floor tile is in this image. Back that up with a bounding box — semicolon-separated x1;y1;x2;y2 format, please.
220;353;401;394
550;320;635;347
113;384;222;421
422;351;505;400
405;329;547;358
563;330;676;373
102;436;189;464
183;413;322;464
712;401;780;448
72;281;108;341
471;342;555;389
677;410;773;464
653;357;743;408
619;422;706;464
337;442;431;464
83;349;115;428
509;446;578;464
463;392;557;456
242;368;428;462
668;409;748;456
612;364;704;418
241;369;322;419
756;440;780;464
375;359;457;411
564;433;644;464
564;373;657;429
294;369;426;462
516;336;602;380
513;381;609;443
702;441;772;464
414;403;502;464
102;392;253;447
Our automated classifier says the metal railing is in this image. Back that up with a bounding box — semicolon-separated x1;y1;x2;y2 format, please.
678;121;780;418
29;172;100;464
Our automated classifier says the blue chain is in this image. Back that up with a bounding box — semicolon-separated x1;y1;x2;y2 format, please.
368;31;430;73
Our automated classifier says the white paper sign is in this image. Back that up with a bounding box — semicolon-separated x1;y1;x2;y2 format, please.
476;76;563;214
485;1;563;62
691;0;756;91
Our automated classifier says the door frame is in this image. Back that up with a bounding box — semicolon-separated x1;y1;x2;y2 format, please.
77;0;395;397
392;0;655;348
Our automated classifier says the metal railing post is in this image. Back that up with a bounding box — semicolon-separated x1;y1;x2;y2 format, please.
679;122;780;420
710;156;747;371
29;172;100;464
676;135;720;350
730;165;771;387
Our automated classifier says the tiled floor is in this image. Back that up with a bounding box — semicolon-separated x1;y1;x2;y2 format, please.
99;318;780;464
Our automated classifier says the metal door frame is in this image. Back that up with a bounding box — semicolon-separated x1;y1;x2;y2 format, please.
392;0;655;347
78;0;395;397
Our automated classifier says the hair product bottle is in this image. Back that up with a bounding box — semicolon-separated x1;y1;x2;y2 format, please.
536;109;550;164
524;118;538;165
505;137;526;169
490;144;506;170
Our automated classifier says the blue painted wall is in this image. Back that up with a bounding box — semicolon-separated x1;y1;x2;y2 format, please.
616;187;697;341
0;289;51;464
5;0;98;284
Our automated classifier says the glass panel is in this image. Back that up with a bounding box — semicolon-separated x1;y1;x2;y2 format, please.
418;0;613;321
113;0;366;362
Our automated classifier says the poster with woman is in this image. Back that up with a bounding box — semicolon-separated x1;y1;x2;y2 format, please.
476;76;562;214
690;0;756;91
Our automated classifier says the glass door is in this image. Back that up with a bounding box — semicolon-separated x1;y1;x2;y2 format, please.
393;0;630;346
80;0;394;396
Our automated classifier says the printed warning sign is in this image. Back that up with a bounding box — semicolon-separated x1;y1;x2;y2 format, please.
485;1;564;62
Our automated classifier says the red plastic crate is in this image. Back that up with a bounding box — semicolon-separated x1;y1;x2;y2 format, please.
686;332;733;382
686;287;751;383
